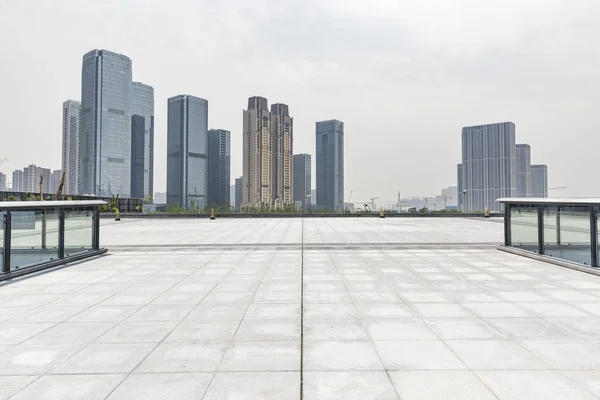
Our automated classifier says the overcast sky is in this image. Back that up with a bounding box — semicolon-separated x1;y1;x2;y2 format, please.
1;0;599;203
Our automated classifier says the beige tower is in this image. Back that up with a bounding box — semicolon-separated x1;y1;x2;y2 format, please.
242;97;272;208
271;103;294;205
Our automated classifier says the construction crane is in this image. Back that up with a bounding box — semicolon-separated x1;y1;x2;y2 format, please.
548;186;567;191
369;197;380;209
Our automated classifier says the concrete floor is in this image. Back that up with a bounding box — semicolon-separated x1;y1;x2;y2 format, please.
1;218;600;399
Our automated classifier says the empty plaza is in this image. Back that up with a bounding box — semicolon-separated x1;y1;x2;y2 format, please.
1;217;600;399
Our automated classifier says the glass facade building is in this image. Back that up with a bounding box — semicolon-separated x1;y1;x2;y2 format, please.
316;120;344;212
516;144;532;197
81;49;132;197
235;177;243;211
131;82;154;198
293;154;311;207
130;115;145;199
461;122;516;212
271;103;293;205
167;95;208;209
62;100;81;195
207;129;231;208
532;164;548;198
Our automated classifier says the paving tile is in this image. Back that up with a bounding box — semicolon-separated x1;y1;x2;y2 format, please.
167;320;240;342
389;371;497;400
0;344;80;375
244;304;300;320
365;319;438;340
235;319;301;341
412;303;475;318
303;341;383;370
0;323;55;344
0;375;38;400
106;372;213;400
304;319;368;341
356;304;415;319
374;340;467;370
517;302;591;318
426;318;505;339
486;318;567;339
136;342;228;372
563;371;600;397
10;374;125;400
461;302;531;318
54;343;155;373
127;305;195;321
203;372;299;400
185;304;248;321
68;305;141;322
519;339;600;369
96;321;178;343
446;339;550;369
9;306;87;323
25;322;117;345
304;304;357;319
303;371;399;400
476;370;597;400
220;341;300;371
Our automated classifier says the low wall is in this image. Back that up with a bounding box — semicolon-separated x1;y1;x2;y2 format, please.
101;212;502;219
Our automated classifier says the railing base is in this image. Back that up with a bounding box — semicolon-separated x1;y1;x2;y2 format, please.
498;246;600;277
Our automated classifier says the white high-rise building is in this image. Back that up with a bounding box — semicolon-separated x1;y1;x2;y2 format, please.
0;172;6;191
532;165;548;198
271;103;293;205
516;144;532;197
81;49;132;197
62;100;81;195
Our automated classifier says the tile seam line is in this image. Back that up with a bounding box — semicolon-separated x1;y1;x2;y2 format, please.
300;216;304;400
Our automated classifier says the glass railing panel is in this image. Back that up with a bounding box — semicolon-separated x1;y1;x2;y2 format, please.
65;209;93;256
510;205;539;252
543;206;558;247
10;209;60;270
550;206;591;265
0;211;4;265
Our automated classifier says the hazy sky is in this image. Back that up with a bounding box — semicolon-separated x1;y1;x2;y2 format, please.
1;0;599;203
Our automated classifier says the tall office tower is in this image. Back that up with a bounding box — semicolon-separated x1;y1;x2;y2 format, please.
235;177;243;211
166;95;208;208
242;96;272;207
316;120;344;212
132;82;154;198
461;122;516;212
271;103;293;204
62;100;81;195
12;170;23;192
516;144;532;197
81;49;132;197
230;184;236;208
531;164;548;198
293;154;311;207
207;129;231;207
457;164;463;211
0;172;6;191
130;115;145;198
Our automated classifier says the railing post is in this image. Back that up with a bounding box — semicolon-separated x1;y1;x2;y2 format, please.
504;203;511;246
538;206;545;255
41;210;47;250
591;206;598;268
92;208;100;250
2;211;11;273
556;207;561;246
58;209;65;259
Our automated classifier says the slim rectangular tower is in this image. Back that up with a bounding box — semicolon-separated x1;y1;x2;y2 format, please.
130;115;145;198
457;163;463;211
207;129;231;207
242;96;272;207
531;165;548;198
81;49;132;197
316;120;344;212
271;104;294;204
235;177;243;211
0;173;6;191
516;144;532;197
62;100;81;195
166;95;208;209
131;82;154;198
462;122;516;212
293;154;311;207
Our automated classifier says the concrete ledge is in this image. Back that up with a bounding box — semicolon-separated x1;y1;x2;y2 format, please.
498;245;600;277
101;212;502;219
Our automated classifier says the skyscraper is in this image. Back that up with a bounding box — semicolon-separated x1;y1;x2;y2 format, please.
0;172;6;191
242;96;272;207
12;170;23;192
131;82;154;198
461;122;516;212
62;100;81;195
271;103;293;204
166;95;208;208
532;164;548;198
457;163;463;211
235;177;243;211
130;115;145;198
207;129;231;207
316;120;344;212
293;154;311;207
516;144;532;197
81;49;132;197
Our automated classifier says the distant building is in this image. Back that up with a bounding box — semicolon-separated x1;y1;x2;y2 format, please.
235;177;243;211
293;154;311;207
153;192;166;204
230;184;236;208
131;82;154;198
316;120;344;212
12;170;24;192
20;165;52;194
531;165;548;198
0;172;6;191
242;96;271;207
461;122;516;212
311;189;317;205
271;103;293;205
207;129;231;207
130;114;145;198
51;170;63;195
457;164;463;211
81;49;132;197
516;144;532;197
166;95;208;209
62;100;81;195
